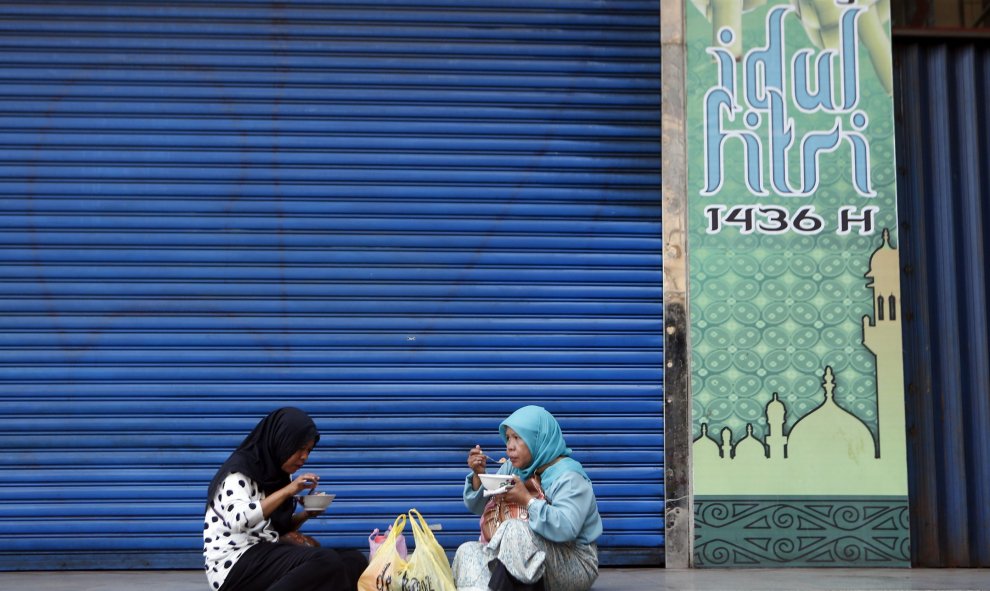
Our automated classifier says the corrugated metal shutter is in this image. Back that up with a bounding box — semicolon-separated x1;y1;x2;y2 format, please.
0;1;663;570
893;37;990;567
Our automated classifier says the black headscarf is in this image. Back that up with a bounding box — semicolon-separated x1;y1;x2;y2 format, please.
206;407;320;534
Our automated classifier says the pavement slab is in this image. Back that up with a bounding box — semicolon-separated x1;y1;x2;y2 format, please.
0;568;989;591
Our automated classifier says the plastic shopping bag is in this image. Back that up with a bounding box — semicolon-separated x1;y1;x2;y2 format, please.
358;509;454;591
401;509;455;591
369;524;408;560
359;513;408;591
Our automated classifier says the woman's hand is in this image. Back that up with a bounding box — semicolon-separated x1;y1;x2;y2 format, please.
262;472;319;519
468;445;488;475
292;472;320;495
501;475;534;506
261;472;320;519
468;445;487;490
282;531;320;547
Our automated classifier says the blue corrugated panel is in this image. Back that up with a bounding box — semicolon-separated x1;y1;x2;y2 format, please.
894;38;990;567
0;0;662;570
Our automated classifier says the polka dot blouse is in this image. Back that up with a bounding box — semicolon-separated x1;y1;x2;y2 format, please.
202;472;277;590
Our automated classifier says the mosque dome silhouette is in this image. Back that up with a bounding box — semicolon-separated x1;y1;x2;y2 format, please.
733;424;767;460
695;423;723;458
785;366;877;463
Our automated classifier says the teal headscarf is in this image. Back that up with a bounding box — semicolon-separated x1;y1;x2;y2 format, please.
499;405;589;486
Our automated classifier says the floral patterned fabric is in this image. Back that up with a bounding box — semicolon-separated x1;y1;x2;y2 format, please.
452;519;598;591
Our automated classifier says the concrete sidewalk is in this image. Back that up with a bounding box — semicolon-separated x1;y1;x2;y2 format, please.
0;568;989;590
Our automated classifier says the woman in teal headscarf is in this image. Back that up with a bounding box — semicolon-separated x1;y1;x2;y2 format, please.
452;406;602;591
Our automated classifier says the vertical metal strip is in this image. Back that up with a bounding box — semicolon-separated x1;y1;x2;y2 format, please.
894;43;942;566
923;46;972;567
952;46;990;567
895;38;990;567
660;0;693;568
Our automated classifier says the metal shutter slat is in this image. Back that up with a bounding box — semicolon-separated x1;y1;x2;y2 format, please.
0;0;662;569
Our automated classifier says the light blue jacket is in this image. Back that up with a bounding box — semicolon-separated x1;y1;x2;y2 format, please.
463;461;603;545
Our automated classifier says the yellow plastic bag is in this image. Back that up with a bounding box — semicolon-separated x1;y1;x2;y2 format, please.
358;509;455;591
403;509;455;591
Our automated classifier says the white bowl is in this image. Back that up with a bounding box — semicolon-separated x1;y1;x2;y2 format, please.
478;473;515;492
297;493;335;511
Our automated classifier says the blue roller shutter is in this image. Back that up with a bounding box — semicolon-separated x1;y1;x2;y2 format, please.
0;0;663;569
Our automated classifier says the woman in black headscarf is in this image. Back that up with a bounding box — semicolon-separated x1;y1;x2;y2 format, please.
203;407;367;591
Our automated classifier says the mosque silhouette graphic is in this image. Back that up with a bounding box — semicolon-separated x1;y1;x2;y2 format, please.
692;229;907;496
691;230;910;566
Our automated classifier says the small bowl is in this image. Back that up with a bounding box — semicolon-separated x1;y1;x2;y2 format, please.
478;473;515;492
297;493;335;511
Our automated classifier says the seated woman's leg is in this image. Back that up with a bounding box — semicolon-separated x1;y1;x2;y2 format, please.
452;541;490;591
537;541;598;591
338;548;370;590
221;542;366;591
267;546;364;591
488;520;598;591
487;519;546;585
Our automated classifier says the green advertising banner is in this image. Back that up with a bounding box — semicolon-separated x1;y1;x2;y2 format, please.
684;0;910;566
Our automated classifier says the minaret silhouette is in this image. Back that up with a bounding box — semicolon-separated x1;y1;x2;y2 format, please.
862;229;907;460
719;427;733;459
765;393;786;459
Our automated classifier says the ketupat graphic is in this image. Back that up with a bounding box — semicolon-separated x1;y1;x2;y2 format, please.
790;0;893;94
690;0;768;59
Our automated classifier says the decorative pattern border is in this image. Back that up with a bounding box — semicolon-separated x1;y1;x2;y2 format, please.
694;497;910;567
